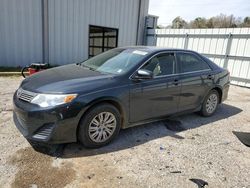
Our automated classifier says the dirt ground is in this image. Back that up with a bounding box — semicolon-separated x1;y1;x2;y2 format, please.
0;76;250;188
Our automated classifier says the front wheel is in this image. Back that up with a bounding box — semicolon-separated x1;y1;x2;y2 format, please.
78;103;121;148
200;90;219;117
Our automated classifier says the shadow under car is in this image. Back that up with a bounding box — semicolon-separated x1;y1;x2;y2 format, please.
29;103;242;158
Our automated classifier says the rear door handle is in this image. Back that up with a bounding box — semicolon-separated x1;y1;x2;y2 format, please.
207;74;213;79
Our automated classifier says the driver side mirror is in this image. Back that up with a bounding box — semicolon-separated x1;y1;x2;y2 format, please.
134;69;153;80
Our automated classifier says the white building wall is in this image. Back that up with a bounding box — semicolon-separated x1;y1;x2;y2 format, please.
0;0;43;67
48;0;149;65
0;0;149;66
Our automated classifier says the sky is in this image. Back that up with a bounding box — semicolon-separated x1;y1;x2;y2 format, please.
149;0;250;26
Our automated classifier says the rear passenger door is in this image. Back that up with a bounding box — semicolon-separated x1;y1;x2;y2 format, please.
176;52;214;111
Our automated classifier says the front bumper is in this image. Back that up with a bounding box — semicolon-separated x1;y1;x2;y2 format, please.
13;91;83;144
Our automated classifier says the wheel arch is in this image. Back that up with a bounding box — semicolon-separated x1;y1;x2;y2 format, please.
212;86;223;103
76;97;127;137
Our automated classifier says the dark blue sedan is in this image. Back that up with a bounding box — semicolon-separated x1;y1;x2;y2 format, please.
13;47;230;147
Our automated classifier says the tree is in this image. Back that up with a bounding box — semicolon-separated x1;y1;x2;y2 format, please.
206;18;214;28
171;17;187;29
190;17;207;28
211;14;237;28
166;14;248;29
243;17;250;27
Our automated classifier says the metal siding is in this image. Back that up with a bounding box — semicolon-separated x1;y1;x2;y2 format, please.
48;0;147;65
147;28;250;87
0;0;43;67
137;0;149;44
0;0;149;67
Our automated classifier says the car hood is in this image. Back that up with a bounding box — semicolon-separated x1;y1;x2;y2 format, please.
20;64;116;94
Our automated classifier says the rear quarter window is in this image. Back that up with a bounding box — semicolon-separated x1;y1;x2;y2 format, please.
177;53;211;73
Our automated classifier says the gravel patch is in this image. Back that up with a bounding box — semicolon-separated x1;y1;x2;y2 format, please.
0;76;250;187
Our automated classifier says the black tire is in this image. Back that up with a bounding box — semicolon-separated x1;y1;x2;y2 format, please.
78;103;121;148
200;90;219;117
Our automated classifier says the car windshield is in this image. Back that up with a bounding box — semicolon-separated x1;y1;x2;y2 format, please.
81;49;148;75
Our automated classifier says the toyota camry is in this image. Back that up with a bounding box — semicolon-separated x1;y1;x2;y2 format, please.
13;47;230;148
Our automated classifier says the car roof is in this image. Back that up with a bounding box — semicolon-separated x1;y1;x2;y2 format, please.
115;46;221;71
117;46;197;54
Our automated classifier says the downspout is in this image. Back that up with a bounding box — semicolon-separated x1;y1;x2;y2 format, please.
135;0;142;45
41;0;49;64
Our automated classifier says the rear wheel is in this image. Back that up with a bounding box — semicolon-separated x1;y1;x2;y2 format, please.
78;103;121;148
200;90;219;117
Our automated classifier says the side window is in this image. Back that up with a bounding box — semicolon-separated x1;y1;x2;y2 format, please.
142;53;175;76
177;53;210;73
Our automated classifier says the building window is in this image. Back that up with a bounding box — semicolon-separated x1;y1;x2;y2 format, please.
89;25;118;57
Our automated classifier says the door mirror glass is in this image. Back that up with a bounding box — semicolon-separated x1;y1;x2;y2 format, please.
134;69;153;79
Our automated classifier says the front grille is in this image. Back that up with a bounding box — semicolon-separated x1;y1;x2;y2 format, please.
17;88;37;102
32;123;54;140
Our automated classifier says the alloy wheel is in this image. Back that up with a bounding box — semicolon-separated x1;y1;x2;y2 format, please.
205;93;218;114
88;112;117;143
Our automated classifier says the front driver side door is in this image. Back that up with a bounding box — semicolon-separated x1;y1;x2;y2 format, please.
129;52;181;123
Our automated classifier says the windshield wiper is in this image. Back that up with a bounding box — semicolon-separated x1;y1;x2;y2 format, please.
88;67;96;71
80;64;96;71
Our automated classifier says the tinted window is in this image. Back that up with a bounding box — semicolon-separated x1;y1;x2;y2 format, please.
177;53;210;73
81;49;147;75
142;53;175;76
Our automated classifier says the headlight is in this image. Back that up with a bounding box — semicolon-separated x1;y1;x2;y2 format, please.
31;93;77;107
